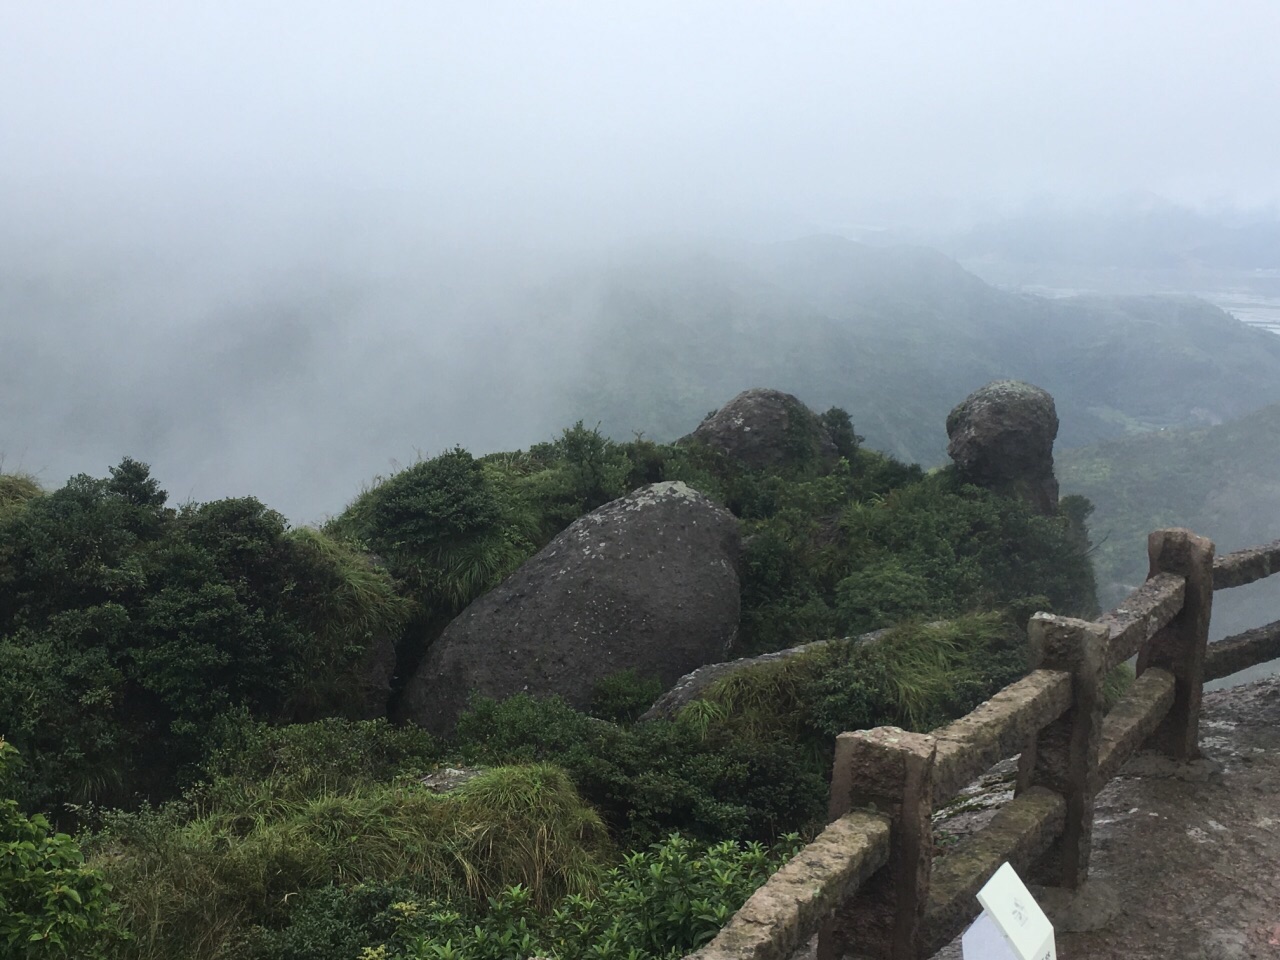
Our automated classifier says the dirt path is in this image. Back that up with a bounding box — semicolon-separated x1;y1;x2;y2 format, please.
932;675;1280;960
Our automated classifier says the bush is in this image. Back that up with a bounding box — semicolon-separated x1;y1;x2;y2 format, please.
326;449;541;611
0;741;123;959
453;694;827;845
0;462;412;815
588;670;664;724
691;613;1028;745
223;882;415;960
345;833;803;960
196;715;442;807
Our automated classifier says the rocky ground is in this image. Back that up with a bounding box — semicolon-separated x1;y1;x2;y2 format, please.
928;674;1280;960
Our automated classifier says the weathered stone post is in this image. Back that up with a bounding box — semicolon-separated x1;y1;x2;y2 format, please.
1015;614;1107;889
819;727;937;960
1137;528;1215;759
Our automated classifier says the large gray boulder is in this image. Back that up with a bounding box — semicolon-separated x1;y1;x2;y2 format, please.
688;388;838;472
401;481;741;736
946;380;1060;515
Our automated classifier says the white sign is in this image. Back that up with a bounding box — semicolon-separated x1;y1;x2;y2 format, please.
961;862;1056;960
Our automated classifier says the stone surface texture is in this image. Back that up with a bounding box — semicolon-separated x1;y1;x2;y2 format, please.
930;668;1072;806
825;728;937;960
945;380;1060;515
1205;619;1280;682
401;481;741;736
1097;572;1186;668
1213;537;1280;590
926;676;1280;960
1138;529;1215;760
688;388;838;472
689;812;890;960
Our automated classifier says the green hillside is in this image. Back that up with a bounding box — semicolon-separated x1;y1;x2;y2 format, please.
546;237;1280;464
1058;402;1280;641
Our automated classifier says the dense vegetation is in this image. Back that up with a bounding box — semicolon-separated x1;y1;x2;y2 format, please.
0;410;1099;958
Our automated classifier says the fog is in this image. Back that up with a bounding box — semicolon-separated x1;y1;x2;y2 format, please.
3;2;1280;522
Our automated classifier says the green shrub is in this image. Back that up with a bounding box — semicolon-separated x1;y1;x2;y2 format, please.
326;449;541;611
0;462;412;815
359;833;802;960
588;670;664;724
196;716;442;808
453;695;827;845
0;472;42;510
0;741;123;959
222;882;415;960
278;529;417;720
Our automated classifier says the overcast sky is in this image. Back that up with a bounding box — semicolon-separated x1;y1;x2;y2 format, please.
4;1;1278;240
3;2;1280;522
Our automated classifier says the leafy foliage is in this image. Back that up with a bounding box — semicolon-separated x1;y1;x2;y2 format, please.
229;833;800;960
587;670;665;725
690;613;1027;746
738;465;1098;653
452;694;827;846
0;461;407;814
366;834;798;960
0;740;123;959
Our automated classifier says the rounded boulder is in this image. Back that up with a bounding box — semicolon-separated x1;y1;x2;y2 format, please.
946;380;1060;515
688;388;838;472
400;481;741;736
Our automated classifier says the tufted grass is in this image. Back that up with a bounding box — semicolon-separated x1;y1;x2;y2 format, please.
86;764;611;960
683;612;1027;742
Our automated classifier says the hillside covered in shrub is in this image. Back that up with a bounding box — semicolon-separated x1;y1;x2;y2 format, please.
0;399;1098;958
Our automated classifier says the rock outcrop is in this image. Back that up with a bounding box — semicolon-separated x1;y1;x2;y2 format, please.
400;481;741;736
688;388;838;472
946;380;1060;515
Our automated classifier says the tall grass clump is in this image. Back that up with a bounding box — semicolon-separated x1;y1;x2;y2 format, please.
86;764;610;960
685;612;1028;749
282;528;416;718
0;471;42;509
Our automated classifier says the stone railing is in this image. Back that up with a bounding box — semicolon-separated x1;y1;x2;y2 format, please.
687;529;1280;960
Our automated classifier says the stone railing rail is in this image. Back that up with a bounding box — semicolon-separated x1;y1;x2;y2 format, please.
687;530;1280;960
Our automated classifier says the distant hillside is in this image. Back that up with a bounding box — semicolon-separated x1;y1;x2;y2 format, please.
1058;402;1280;647
7;233;1280;524
943;197;1280;272
548;237;1280;464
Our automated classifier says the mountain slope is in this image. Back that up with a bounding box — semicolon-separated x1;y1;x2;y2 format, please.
1058;402;1280;646
549;237;1280;464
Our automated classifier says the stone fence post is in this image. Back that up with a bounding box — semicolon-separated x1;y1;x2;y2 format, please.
1137;528;1215;759
819;727;937;960
1016;614;1107;889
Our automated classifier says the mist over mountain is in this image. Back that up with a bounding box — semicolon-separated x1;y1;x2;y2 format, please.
561;236;1280;464
1059;402;1280;675
922;196;1280;310
6;230;1280;528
